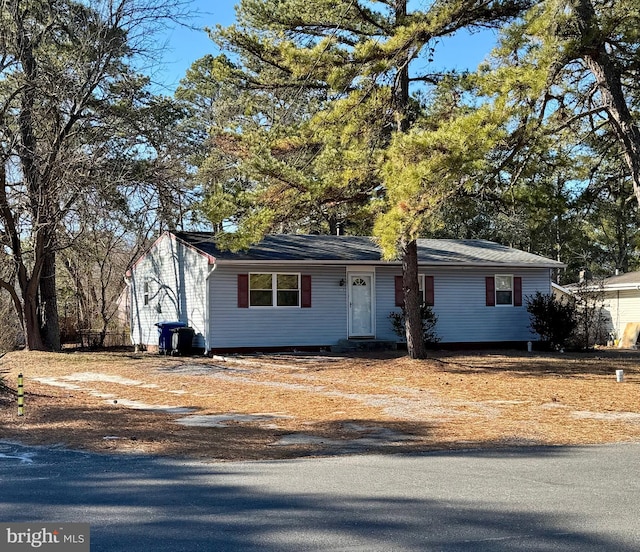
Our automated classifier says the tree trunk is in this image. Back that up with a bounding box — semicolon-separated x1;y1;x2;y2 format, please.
39;249;61;351
584;52;640;208
394;0;426;359
0;163;45;350
63;257;90;329
23;291;45;351
571;0;640;209
402;240;427;359
394;0;410;134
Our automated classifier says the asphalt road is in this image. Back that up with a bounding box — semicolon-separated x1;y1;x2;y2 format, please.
0;441;639;551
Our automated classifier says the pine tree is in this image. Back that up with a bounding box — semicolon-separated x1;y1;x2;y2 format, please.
210;0;531;358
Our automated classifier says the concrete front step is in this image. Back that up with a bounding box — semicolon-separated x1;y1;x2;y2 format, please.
330;339;397;353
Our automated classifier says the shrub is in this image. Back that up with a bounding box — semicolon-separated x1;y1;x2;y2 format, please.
526;292;577;350
568;279;609;350
389;305;440;345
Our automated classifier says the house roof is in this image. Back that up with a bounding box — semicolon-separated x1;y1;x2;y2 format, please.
561;271;640;293
173;232;563;268
564;271;640;292
601;271;640;288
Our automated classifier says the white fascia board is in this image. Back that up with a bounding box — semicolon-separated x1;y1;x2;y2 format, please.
563;284;640;293
552;282;573;294
602;284;640;291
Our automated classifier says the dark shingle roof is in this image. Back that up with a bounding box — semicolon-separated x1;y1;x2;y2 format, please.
173;232;563;268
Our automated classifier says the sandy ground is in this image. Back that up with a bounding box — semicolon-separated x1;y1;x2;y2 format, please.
1;349;639;460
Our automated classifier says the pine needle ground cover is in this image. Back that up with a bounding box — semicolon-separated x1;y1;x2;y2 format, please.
1;350;638;461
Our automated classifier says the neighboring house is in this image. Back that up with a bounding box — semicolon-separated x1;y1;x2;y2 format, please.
551;282;573;302
579;271;640;344
126;232;564;353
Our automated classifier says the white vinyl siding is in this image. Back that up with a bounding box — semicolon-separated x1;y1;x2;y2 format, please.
131;238;556;350
212;266;549;349
377;267;548;343
210;265;347;348
601;289;640;340
129;234;209;349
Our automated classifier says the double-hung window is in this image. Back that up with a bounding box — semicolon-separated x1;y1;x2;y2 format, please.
495;275;514;306
249;273;300;307
486;275;522;307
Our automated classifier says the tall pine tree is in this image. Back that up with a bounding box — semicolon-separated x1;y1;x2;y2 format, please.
211;0;531;358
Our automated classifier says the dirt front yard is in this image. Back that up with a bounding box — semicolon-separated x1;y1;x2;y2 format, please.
1;349;639;460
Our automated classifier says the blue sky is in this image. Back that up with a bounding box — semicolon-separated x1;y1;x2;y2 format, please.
154;0;499;92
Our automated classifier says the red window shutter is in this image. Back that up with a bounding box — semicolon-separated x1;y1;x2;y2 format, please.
514;276;522;307
425;276;435;306
301;275;312;308
237;274;249;308
394;276;404;307
485;276;495;307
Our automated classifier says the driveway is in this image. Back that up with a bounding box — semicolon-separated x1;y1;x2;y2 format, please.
0;441;639;551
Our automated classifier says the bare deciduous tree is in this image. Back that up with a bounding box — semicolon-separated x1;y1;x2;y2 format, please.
0;0;190;350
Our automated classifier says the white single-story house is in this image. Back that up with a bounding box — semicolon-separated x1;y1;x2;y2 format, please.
125;232;564;353
575;271;640;346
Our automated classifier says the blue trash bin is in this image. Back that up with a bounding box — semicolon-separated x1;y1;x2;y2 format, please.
155;321;187;354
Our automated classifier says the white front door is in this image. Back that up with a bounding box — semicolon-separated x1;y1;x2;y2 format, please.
348;273;374;337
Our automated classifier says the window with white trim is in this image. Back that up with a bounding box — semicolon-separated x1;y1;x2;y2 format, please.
249;273;300;307
418;275;425;304
495;274;513;306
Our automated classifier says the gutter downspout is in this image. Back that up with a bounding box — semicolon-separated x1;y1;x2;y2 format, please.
617;290;621;340
204;262;217;353
124;272;134;350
